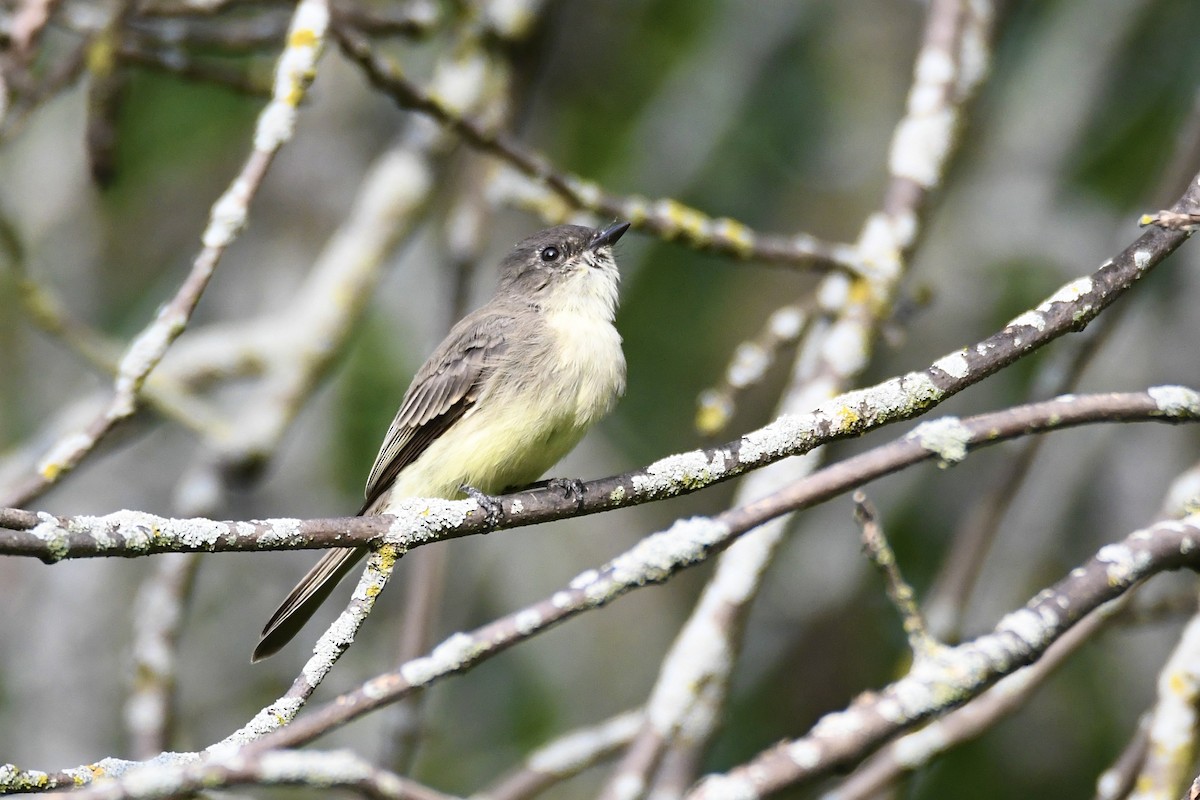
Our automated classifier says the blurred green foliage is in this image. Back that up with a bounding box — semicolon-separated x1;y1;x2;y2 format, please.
1068;0;1200;207
334;317;415;502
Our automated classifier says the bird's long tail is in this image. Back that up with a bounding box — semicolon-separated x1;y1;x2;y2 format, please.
252;546;366;662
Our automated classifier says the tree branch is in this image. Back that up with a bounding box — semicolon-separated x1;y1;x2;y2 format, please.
0;0;331;508
55;748;460;800
2;387;1197;562
229;389;1200;753
331;22;862;273
686;515;1200;799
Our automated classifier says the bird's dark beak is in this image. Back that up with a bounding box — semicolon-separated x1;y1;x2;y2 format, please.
589;221;631;251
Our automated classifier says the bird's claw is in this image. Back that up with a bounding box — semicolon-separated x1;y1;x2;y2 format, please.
460;484;504;527
546;477;586;510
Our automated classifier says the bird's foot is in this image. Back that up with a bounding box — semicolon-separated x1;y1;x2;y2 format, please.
460;484;504;527
546;477;586;510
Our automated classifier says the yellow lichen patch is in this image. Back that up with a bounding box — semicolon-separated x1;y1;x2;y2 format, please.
695;398;731;437
288;28;319;49
377;544;401;570
656;199;709;242
847;278;874;306
846;277;890;317
833;404;861;431
285;84;308;107
713;218;756;258
86;37;116;75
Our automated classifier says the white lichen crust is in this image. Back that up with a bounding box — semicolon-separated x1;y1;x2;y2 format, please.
1149;385;1200;417
907;417;972;465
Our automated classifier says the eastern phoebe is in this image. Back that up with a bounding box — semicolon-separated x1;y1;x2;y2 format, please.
253;221;630;661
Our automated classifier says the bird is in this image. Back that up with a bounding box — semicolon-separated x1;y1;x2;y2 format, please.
253;221;631;661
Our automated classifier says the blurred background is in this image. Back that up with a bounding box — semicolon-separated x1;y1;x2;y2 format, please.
1;0;1200;797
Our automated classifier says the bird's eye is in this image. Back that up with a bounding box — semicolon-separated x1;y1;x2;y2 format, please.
540;246;560;262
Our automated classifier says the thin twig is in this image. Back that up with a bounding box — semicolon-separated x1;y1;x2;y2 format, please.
331;23;861;273
854;491;937;658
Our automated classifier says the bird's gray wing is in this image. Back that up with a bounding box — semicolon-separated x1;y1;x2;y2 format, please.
360;318;512;513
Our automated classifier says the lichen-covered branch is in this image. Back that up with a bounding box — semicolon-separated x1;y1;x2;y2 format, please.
823;593;1130;800
686;515;1200;799
213;544;403;744
0;0;331;508
3;388;1198;792
603;2;1002;791
854;491;937;657
124;553;202;759
331;23;861;272
3;385;1198;563
221;391;1200;753
46;748;460;800
1129;610;1200;799
475;709;645;800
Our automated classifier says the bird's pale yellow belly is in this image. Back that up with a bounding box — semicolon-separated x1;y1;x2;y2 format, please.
379;307;625;512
